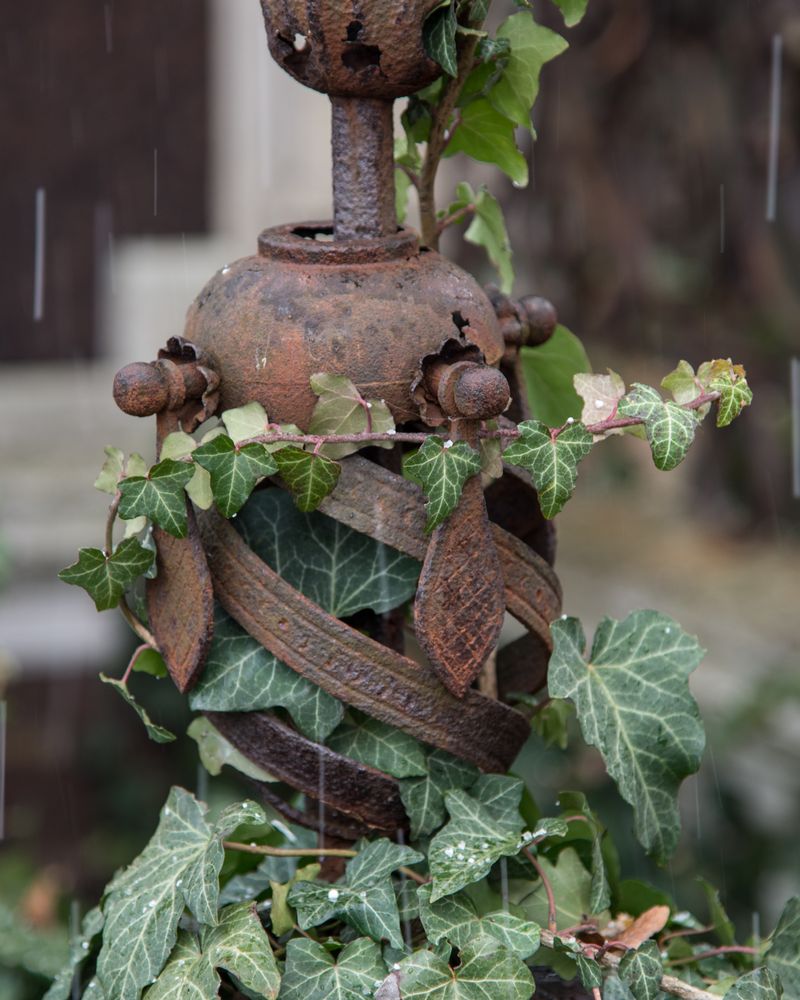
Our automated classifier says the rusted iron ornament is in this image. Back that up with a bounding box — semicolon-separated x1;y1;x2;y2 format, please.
112;0;564;836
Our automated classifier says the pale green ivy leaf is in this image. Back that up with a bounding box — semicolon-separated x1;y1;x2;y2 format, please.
273;445;341;512
549;0;590;27
445;98;529;186
549;612;705;864
513;847;598;929
502;419;593;519
94;445;125;495
43;907;104;1000
187;716;276;783
661;360;702;406
617;384;698;471
490;12;568;127
269;863;320;936
159;430;214;511
222;401;270;443
574;370;626;431
404;436;482;532
557;790;611;913
308;372;394;460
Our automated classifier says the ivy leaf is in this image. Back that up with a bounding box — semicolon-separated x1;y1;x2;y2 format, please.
131;645;169;678
465;186;514;294
145;902;279;1000
519;324;592;427
44;907;104;1000
725;969;785;1000
605;976;637;1000
661;360;702;406
307;374;395;461
766;897;800;1000
189;608;343;742
59;538;155;611
398;750;480;839
417;883;540;959
503;420;593;518
193;435;277;518
222;401;270;443
549;612;705;864
273;445;341;512
710;371;753;428
327;711;428;778
557;791;611;913
617;384;698;471
159;431;213;511
270;863;321;936
513;847;597;929
95;445;125;494
289;840;423;947
404;437;482;532
188;717;276;783
280;937;386;1000
574;370;626;431
118;458;194;538
576;953;603;990
237;489;420;617
100;674;176;743
424;1;458;76
96;789;265;1000
549;0;589;27
619;941;663;1000
531;697;574;750
489;12;568;127
397;943;534;1000
697;878;736;947
445;98;529;186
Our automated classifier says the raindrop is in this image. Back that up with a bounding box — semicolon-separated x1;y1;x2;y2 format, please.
765;34;782;222
153;148;159;218
104;4;113;54
500;857;509;912
791;358;800;499
327;887;340;902
719;184;725;254
32;188;46;322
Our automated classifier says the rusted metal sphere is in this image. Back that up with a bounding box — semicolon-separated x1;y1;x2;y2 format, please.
261;0;442;98
183;223;506;427
518;295;558;345
452;365;510;420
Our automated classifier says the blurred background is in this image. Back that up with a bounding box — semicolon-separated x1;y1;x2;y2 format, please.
0;0;798;994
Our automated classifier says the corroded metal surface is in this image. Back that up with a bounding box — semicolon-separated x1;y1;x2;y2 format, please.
146;507;214;694
415;475;506;698
184;225;504;426
198;509;530;773
331;97;395;239
260;0;441;99
207;711;407;833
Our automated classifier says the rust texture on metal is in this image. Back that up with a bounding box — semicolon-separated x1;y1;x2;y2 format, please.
146;507;214;694
485;463;558;567
497;633;549;699
260;0;441;99
206;711;407;833
197;508;530;773
414;474;506;698
331;97;396;239
183;226;504;426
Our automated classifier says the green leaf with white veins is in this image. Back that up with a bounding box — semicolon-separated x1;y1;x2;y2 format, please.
417;883;541;959
399;749;480;839
405;437;482;532
193;435;278;518
327;711;427;778
145;902;279;1000
118;458;194;537
44;907;104;1000
726;969;785;1000
444;98;529;186
59;538;155;611
97;788;265;1000
308;373;395;460
289;839;423;947
490;13;568;127
189;607;343;741
280;937;386;1000
619;941;663;1000
549;612;705;863
711;371;753;428
617;384;698;471
503;420;593;518
273;445;341;512
100;674;176;743
397;943;534;1000
236;490;420;617
766;897;800;1000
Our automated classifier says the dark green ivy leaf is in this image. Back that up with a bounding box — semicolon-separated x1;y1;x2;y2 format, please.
617;384;698;471
193;435;278;518
766;897;800;1000
502;419;593;518
576;952;603;990
100;674;176;743
423;1;458;76
59;538;155;611
398;749;480;839
619;941;663;1000
397;943;534;1000
44;907;104;1000
549;612;705;864
118;458;194;537
710;371;753;428
725;968;785;1000
273;445;341;512
404;436;482;532
279;937;386;1000
327;711;428;778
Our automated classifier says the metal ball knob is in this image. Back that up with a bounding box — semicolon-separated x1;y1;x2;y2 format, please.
113;362;170;417
518;295;558;346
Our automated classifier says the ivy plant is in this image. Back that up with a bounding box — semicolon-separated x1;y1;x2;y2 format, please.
41;4;791;1000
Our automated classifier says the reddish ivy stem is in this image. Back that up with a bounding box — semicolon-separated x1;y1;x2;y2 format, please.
667;945;760;967
524;846;557;932
554;390;721;441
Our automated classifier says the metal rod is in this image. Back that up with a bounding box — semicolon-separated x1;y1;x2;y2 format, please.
331;96;396;240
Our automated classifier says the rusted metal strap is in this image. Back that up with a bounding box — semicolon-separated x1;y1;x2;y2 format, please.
198;511;529;773
206;711;406;833
318;455;562;634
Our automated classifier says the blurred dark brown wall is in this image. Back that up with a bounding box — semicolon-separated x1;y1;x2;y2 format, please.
0;0;208;361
